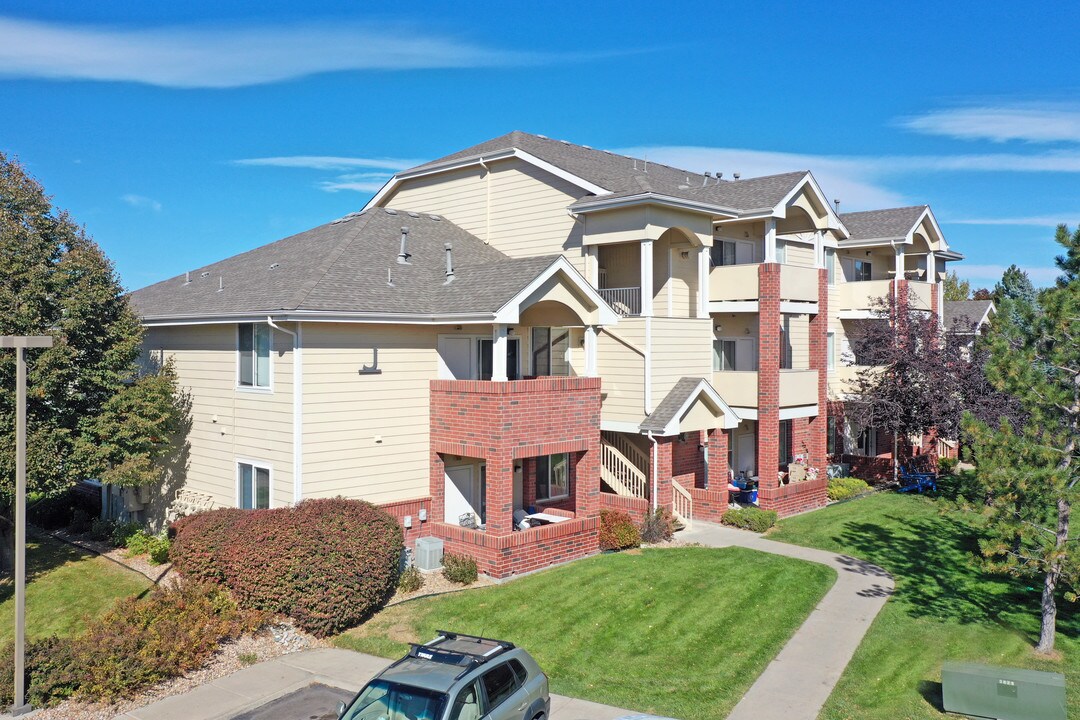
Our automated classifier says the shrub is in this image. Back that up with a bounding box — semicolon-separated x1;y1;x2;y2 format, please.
442;553;478;585
937;456;959;475
171;498;403;636
639;508;674;544
721;507;778;533
827;476;871;502
126;531;171;565
110;520;143;548
27;492;80;530
68;508;93;534
398;566;424;593
599;509;641;551
87;517;114;541
0;581;263;707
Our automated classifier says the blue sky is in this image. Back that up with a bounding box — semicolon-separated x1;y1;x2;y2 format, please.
2;1;1079;291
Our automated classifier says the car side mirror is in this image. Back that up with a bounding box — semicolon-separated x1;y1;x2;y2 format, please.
336;700;347;718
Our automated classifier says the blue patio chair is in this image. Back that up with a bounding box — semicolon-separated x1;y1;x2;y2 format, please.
897;465;937;494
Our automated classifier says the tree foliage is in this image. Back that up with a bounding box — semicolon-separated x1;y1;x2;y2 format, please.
994;264;1037;305
1054;223;1080;286
963;226;1080;653
942;270;971;301
0;152;180;502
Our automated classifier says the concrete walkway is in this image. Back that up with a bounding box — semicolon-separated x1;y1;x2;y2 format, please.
114;647;657;720
681;521;894;720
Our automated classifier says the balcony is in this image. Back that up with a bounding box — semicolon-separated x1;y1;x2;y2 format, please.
598;286;641;317
835;279;935;316
709;263;819;306
712;369;819;409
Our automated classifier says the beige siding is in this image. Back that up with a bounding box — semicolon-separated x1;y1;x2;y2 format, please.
302;323;440;505
597;242;640;289
651;317;713;405
783;243;815;268
785;313;811;369
144;324;295;509
597;319;647;424
385;158;587;274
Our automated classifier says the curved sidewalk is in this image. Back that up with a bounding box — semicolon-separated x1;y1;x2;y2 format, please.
681;522;894;720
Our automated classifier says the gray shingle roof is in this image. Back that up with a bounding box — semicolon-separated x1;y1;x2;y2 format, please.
943;300;994;333
639;377;711;433
406;131;808;214
129;208;562;320
840;206;928;241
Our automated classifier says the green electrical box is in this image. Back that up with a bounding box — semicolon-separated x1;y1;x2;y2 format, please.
942;662;1066;720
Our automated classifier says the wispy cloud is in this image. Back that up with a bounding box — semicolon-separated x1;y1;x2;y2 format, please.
960;263;1060;286
951;215;1080;227
120;193;162;211
0;16;552;88
318;179;388;193
902;103;1080;144
232;156;419;171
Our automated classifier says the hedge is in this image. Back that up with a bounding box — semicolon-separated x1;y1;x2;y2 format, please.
170;498;403;636
827;476;871;502
721;507;778;533
599;509;641;551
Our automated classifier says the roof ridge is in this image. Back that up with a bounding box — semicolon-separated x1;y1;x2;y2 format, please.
840;204;928;217
284;211;376;310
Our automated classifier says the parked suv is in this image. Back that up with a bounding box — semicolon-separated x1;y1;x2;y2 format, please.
338;631;550;720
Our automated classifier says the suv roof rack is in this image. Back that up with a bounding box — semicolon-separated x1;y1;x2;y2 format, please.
397;631;516;679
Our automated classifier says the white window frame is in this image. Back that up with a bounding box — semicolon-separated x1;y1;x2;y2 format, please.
825;249;837;285
535;453;569;503
775;240;787;265
237;323;273;392
827;331;836;371
713;337;757;372
237;458;273;509
531;327;571;377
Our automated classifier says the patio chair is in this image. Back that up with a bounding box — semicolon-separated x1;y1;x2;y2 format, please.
513;509;531;531
897;465;937;494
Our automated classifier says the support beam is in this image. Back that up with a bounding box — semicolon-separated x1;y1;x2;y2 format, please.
640;239;654;317
814;230;825;269
584;325;598;377
492;324;508;382
697;246;710;318
585;245;599;287
763;219;778;263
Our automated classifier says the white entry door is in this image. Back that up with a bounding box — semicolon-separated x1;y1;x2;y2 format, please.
737;433;756;477
444;466;476;523
438;337;475;380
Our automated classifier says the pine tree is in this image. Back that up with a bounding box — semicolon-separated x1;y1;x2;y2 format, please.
964;228;1080;654
994;264;1038;305
1054;224;1080;286
0;152;181;505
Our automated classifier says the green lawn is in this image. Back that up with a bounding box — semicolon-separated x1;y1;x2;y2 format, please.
335;547;835;720
0;534;152;645
769;491;1079;719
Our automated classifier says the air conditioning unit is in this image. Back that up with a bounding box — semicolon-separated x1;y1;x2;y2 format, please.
414;537;444;571
942;662;1065;720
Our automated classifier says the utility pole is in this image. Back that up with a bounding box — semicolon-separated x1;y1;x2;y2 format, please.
1;336;53;716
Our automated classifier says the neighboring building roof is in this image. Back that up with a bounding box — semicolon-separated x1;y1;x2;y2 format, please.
403;130;809;214
129;208;563;321
840;206;929;241
639;377;739;435
943;299;996;334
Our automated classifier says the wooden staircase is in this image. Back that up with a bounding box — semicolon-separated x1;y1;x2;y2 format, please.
600;433;649;499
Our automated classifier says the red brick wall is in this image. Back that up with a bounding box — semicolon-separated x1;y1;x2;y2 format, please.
599;492;650;521
759;476;828;517
379;497;434;547
688;487;729;522
758;263;781;497
808;268;829;474
433;517;599;579
672;431;705;488
707;428;729;491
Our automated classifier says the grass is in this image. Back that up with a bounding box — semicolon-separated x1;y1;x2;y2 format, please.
769;490;1079;719
0;533;151;644
335;547;835;720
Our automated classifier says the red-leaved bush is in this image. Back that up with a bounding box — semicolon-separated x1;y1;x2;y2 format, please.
598;509;641;551
170;498;403;636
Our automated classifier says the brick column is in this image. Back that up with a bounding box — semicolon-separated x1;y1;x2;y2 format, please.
707;428;729;500
673;431;705;488
430;449;446;524
523;457;537;509
807;268;829;473
654;437;674;511
484;449;515;536
573;443;600;520
758;263;781;500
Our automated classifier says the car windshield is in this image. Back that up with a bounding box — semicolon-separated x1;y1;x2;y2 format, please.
341;679;448;720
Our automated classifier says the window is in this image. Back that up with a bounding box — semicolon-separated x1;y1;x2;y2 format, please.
449;681;483;720
710;240;736;267
825;249;837;284
342;680;448;720
480;663;522;712
827;332;836;371
713;339;736;371
778;419;793;467
713;338;756;371
238;462;270;509
852;259;872;282
531;327;570;376
477;338;520;380
775;240;787;264
780;316;793;370
535;453;569;501
856;426;877;456
827;416;837;456
238;323;271;388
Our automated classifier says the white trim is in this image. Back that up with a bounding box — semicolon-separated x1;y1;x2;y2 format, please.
363;147;611;212
780;405;819;420
655;378;740;435
780;301;819;315
236;322;273;393
266;318;303;504
709;300;759;313
145;311;501;327
236;458;274;509
570;192;739;218
492;256;620;326
730;407;758;420
777;172;850;236
601;420;643;433
838;310;877;320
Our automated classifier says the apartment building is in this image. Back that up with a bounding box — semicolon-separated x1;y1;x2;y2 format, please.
129;131;961;577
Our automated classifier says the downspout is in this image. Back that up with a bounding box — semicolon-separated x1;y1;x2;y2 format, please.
267;317;303;504
647;431;658;511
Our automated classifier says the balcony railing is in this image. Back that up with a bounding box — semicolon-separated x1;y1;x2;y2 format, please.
709;263;819;303
712;368;819;408
598;287;641;317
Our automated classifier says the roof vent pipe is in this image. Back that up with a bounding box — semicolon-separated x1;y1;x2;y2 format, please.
443;243;454;284
702;172;712;187
834;199;841;213
217;276;224;292
733;172;740;181
717;172;723;181
184;271;191;285
397;226;411;265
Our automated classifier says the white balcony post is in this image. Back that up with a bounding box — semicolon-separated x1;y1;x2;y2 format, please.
584;325;598;377
697;246;710;318
814;230;825;269
640;239;654;317
926;250;936;282
492;324;508;382
763;219;777;263
585;245;599;287
894;245;906;298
